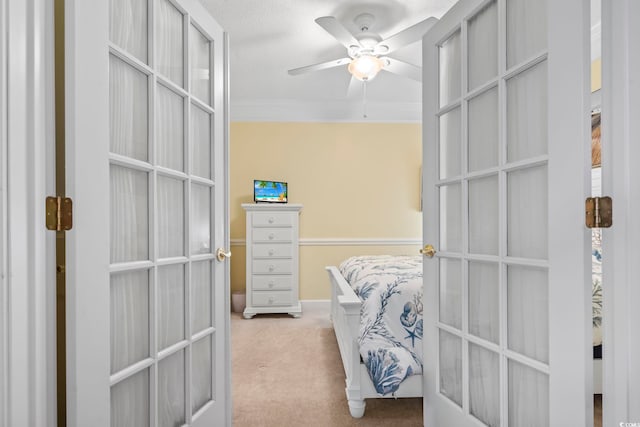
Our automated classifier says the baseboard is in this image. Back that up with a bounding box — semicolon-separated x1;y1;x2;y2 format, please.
300;299;330;314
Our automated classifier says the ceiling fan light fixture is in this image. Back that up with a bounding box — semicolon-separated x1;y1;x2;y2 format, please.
348;54;384;81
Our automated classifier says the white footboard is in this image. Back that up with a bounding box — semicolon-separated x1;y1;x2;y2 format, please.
326;266;422;418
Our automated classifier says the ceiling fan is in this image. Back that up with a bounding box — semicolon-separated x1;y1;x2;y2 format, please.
288;13;437;86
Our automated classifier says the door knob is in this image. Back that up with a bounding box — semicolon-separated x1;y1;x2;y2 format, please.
216;248;232;262
420;244;436;258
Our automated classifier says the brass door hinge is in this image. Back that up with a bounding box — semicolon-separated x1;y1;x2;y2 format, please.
46;196;73;231
585;196;612;228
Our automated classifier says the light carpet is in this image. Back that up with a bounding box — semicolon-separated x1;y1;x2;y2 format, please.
231;310;423;427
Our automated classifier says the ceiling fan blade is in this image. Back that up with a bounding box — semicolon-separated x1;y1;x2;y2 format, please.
383;57;422;82
375;17;438;55
315;16;361;49
288;57;351;76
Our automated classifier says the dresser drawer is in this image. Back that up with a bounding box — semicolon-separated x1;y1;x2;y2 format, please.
252;290;293;307
252;259;292;274
252;275;292;291
252;243;293;258
252;212;294;227
252;227;293;242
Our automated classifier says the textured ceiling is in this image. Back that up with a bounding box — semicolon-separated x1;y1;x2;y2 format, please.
199;0;457;121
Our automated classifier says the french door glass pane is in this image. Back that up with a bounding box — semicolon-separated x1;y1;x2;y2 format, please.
157;0;184;86
439;183;461;252
158;264;185;349
109;0;147;63
508;360;549;427
110;270;149;373
191;184;211;255
439;330;462;406
191;105;212;179
439;108;461;179
156;85;184;172
110;55;148;162
468;1;498;90
439;30;461;107
506;0;547;68
110;165;149;263
158;176;185;258
507;62;548;163
469;175;499;255
468;88;499;172
469;343;500;427
468;261;499;344
111;369;150;427
439;258;462;329
190;25;211;105
507;165;548;259
158;350;186;427
507;265;549;363
191;260;212;333
192;335;213;414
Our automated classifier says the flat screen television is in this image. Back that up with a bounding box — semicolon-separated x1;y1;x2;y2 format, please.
254;180;288;203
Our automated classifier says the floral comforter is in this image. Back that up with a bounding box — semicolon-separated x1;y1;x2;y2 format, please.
339;255;423;396
592;230;603;347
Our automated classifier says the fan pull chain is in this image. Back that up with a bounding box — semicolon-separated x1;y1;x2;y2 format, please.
362;81;368;118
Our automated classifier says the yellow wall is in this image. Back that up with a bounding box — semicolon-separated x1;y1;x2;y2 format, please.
230;122;422;299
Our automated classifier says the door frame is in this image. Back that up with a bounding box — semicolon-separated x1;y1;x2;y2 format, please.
601;0;640;422
1;0;58;426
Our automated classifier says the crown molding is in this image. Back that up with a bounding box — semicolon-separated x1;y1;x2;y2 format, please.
230;99;422;123
230;237;421;246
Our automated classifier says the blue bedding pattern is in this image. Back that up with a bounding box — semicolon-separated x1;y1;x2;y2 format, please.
339;255;423;395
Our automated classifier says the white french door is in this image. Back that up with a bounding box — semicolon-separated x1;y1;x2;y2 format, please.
65;0;230;426
422;0;592;425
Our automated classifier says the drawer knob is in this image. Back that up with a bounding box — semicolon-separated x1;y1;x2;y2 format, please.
268;297;274;304
268;265;275;272
268;233;275;240
268;217;275;224
268;249;275;256
268;281;275;288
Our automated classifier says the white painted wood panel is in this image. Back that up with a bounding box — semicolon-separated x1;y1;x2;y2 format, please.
601;0;640;423
2;1;57;426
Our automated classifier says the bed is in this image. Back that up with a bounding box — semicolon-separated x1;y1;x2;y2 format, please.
326;255;423;418
327;253;604;418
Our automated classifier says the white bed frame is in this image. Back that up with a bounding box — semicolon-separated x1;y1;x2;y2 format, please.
326;266;423;418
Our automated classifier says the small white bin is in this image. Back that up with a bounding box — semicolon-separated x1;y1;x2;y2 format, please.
231;291;246;313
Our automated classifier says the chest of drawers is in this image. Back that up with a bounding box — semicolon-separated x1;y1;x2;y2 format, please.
241;203;303;319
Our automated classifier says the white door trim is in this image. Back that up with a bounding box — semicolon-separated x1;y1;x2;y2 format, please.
601;0;640;422
0;0;8;423
222;32;232;426
3;0;57;426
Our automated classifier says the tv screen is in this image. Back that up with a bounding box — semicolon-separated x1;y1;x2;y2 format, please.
254;180;288;203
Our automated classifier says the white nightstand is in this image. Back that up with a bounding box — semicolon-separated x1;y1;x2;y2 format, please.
241;203;303;319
